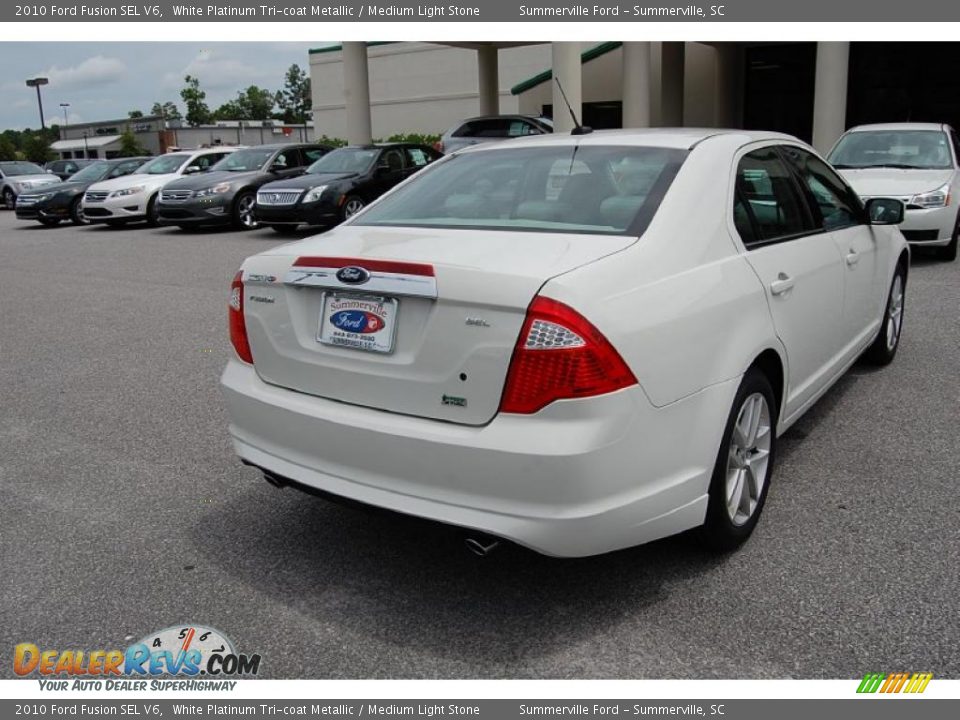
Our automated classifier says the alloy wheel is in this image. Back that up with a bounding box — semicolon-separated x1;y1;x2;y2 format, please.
885;274;904;351
344;198;365;218
725;392;772;526
238;195;258;228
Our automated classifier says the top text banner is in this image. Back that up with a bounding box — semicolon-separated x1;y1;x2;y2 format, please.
5;0;960;22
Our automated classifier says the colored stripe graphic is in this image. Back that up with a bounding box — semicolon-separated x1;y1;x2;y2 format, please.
857;672;932;693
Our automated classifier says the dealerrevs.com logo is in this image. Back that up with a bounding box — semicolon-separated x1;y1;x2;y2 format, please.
14;625;261;691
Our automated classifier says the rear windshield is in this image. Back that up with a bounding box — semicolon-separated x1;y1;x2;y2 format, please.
829;130;954;170
352;145;686;235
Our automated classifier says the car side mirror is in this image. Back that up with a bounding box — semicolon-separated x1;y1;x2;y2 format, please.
865;197;905;225
184;166;202;175
270;163;288;173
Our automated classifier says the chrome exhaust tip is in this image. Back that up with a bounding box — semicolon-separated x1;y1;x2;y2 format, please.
464;536;500;557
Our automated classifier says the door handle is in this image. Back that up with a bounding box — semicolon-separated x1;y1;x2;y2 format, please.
770;273;795;296
846;249;860;266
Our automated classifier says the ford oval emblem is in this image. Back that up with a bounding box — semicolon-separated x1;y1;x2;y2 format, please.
330;310;384;334
336;266;370;285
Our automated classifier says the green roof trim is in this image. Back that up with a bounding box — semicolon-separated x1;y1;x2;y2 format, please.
309;41;397;55
510;42;623;96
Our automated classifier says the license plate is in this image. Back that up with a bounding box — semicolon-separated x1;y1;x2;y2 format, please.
318;293;398;354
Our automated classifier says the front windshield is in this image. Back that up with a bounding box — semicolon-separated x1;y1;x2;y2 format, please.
2;162;45;176
354;145;686;235
211;148;274;172
307;148;379;174
137;154;190;175
68;162;111;182
829;130;954;170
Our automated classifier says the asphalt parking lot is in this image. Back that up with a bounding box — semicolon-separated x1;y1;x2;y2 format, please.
0;209;958;679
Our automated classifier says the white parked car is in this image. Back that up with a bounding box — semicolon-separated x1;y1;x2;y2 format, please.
81;147;235;227
1;161;61;208
828;122;959;261
221;129;909;557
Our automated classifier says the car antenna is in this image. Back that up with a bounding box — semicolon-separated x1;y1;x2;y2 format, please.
554;77;592;136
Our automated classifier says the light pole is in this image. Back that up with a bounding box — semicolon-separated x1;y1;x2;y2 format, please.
25;77;50;130
82;132;89;159
59;103;70;140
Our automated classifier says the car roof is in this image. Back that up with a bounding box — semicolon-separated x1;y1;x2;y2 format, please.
459;114;547;123
845;122;948;133
461;127;798;152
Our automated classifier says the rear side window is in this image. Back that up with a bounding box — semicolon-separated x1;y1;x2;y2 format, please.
303;147;328;163
454;118;510;138
405;147;432;167
735;148;812;245
779;146;863;231
354;145;687;236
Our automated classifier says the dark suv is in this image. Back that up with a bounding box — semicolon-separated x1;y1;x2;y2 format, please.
156;143;332;230
254;143;442;233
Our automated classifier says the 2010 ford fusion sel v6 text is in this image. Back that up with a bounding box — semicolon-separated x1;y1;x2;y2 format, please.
220;129;909;557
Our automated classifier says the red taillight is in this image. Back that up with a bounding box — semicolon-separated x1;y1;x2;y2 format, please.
499;296;637;414
229;271;253;364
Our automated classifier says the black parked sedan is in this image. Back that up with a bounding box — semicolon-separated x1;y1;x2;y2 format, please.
156;144;332;230
254;143;442;233
15;157;150;226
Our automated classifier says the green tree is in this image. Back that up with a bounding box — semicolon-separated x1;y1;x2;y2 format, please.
0;136;17;160
180;75;212;126
117;129;147;157
275;64;311;124
128;109;144;118
151;101;182;120
213;86;276;121
22;134;53;163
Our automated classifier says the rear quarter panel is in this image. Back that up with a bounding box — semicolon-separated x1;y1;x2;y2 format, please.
541;136;781;409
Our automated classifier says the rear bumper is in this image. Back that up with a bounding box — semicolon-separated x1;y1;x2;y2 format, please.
220;360;737;557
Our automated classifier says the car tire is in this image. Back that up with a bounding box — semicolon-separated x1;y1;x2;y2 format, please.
2;188;16;209
700;368;777;552
69;197;88;226
233;192;258;230
862;263;907;366
938;214;959;261
145;194;160;227
39;217;61;227
341;195;364;222
270;224;300;235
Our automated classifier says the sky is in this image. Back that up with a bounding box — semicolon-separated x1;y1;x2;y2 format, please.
0;42;333;131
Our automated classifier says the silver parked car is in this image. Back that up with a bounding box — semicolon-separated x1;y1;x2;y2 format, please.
1;161;61;209
436;114;553;154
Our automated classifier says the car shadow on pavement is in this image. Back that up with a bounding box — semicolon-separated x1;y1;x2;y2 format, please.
187;473;728;674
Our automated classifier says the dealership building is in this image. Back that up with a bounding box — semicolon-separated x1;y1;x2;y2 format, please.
52;116;315;159
309;41;960;152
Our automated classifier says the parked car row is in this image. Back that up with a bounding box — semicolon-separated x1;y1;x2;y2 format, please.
5;121;958;264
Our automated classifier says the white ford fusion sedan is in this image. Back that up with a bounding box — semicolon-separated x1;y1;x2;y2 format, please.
221;129;909;557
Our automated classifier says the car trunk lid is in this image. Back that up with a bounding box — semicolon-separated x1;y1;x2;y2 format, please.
240;225;636;425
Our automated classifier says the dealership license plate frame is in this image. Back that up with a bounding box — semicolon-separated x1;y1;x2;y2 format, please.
318;292;399;354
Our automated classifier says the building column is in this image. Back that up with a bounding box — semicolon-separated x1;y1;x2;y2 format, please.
342;42;373;145
621;42;652;128
477;45;499;116
551;42;582;133
714;44;739;128
812;42;849;153
660;42;685;127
